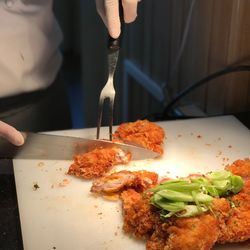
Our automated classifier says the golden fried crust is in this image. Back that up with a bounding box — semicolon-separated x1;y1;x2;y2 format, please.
214;159;250;243
68;147;131;179
225;158;250;178
121;189;162;240
146;224;169;250
163;214;219;250
216;179;250;243
113;120;165;155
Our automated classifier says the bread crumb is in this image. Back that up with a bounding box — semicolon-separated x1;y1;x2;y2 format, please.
58;179;70;187
38;162;44;167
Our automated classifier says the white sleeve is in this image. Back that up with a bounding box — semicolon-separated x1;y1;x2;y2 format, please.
0;0;63;98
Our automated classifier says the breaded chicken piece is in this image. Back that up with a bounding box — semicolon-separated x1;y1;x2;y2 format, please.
91;170;158;195
118;159;250;250
225;158;250;178
113;120;165;155
121;189;162;240
216;179;250;243
163;214;219;250
68;147;131;179
146;225;169;250
211;160;250;244
121;190;220;250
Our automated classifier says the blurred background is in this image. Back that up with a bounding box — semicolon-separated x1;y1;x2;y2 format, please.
54;0;250;128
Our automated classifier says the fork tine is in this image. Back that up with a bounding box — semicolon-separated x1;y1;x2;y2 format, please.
96;98;104;139
108;98;114;141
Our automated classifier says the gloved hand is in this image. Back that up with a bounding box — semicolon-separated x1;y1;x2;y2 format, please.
0;121;24;146
95;0;140;38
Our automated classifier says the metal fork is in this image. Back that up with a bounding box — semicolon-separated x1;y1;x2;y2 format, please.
96;38;120;141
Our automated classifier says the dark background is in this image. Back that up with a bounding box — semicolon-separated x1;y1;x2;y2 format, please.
54;0;250;128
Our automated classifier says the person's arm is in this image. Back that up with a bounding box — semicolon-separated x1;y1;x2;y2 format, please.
95;0;139;38
0;121;24;146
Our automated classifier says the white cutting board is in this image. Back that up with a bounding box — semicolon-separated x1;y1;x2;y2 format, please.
13;116;250;250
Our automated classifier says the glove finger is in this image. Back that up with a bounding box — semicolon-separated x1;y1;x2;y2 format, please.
104;0;120;38
0;121;24;146
122;0;138;23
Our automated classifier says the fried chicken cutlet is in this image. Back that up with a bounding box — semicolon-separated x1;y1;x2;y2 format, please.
120;159;250;250
121;189;219;250
68;120;164;179
68;147;131;179
215;159;250;243
113;120;165;155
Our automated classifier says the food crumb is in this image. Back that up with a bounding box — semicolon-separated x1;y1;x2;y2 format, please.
205;143;211;146
38;162;44;167
58;179;70;187
177;134;182;138
217;137;221;141
228;145;232;148
53;247;56;250
51;184;54;189
197;135;202;139
33;182;40;191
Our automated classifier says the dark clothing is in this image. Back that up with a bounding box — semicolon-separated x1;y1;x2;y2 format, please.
0;73;72;132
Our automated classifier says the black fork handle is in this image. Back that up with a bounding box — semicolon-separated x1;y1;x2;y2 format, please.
108;0;124;53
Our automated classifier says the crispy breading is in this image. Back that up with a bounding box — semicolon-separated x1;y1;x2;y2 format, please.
146;225;169;250
213;159;250;243
121;189;163;240
164;214;219;250
68;147;131;179
215;179;250;243
91;170;158;195
113;120;165;155
225;158;250;178
120;159;250;250
121;190;220;250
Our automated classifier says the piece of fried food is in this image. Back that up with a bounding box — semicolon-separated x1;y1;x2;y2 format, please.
91;170;158;195
68;147;131;179
121;189;163;240
225;158;250;178
208;159;250;244
163;214;219;250
121;190;219;250
120;160;250;249
214;179;250;244
113;120;165;155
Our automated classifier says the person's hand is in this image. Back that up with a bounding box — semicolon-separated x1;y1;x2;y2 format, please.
0;121;24;146
95;0;140;38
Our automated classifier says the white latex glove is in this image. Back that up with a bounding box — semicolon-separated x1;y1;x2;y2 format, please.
95;0;140;38
0;121;24;146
